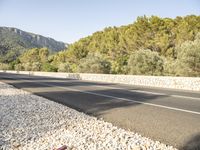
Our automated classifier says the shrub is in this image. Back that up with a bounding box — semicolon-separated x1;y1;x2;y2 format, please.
127;49;164;75
0;63;9;70
41;63;57;72
31;62;42;71
163;58;177;76
58;62;72;72
78;53;111;74
14;64;24;71
175;35;200;76
23;63;32;71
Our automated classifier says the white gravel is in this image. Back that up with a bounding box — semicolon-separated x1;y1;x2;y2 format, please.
0;81;177;150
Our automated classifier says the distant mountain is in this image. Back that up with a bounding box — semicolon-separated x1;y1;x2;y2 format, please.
0;27;66;63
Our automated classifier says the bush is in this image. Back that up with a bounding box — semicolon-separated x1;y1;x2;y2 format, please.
78;53;111;74
23;63;32;71
127;49;164;75
110;56;128;74
58;62;72;72
14;64;24;71
0;63;10;70
175;35;200;76
163;58;177;76
41;63;57;72
31;62;42;71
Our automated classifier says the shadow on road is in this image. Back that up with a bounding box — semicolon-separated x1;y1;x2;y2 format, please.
0;74;166;116
1;73;200;149
180;133;200;150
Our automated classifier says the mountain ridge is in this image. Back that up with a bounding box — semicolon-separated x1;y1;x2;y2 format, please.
0;26;66;63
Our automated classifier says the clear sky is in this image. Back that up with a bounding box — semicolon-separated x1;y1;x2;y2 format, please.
0;0;199;43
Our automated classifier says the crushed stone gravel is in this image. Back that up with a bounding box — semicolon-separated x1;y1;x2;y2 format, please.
0;81;177;150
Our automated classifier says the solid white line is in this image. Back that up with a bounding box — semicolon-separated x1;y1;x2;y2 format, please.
81;84;167;95
36;82;200;115
82;84;200;101
170;95;200;101
130;90;165;95
3;75;200;101
94;85;122;90
2;76;200;115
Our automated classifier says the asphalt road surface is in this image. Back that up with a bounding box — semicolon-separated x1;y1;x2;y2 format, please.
0;72;200;149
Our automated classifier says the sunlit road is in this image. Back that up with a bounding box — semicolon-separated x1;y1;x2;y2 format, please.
0;72;200;149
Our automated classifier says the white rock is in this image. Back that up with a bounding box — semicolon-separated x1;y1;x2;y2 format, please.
0;81;177;150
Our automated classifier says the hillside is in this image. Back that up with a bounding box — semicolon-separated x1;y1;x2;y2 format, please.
1;15;200;77
0;27;66;63
51;15;200;76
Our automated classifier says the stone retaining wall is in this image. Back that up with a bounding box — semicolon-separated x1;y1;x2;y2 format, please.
1;70;200;91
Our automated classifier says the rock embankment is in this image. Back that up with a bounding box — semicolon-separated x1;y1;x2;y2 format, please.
0;81;176;150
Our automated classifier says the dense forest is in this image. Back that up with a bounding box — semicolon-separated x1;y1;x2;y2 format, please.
1;15;200;76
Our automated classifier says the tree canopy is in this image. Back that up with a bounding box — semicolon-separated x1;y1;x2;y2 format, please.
51;15;200;76
1;15;200;77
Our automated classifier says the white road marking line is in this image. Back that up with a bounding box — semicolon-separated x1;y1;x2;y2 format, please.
80;84;200;101
130;90;165;95
84;84;166;95
2;75;200;101
27;80;200;115
45;84;200;115
171;95;200;101
2;75;200;114
94;85;122;90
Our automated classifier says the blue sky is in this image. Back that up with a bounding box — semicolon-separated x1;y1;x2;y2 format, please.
0;0;199;43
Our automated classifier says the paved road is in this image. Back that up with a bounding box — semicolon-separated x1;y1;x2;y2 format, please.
0;72;200;149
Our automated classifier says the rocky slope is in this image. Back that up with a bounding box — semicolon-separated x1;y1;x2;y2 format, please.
0;27;66;62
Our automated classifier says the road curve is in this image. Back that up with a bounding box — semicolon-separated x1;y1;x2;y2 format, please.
0;72;200;149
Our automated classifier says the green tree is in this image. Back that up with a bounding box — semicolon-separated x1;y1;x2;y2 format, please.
23;62;32;71
41;63;57;72
14;64;24;71
0;63;9;70
175;34;200;76
18;48;50;71
32;62;42;71
8;15;200;77
127;49;164;75
78;52;111;74
19;48;40;63
163;58;177;76
39;48;49;63
58;62;72;72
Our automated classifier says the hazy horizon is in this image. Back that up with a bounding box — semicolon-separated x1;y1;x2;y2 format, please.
0;0;199;43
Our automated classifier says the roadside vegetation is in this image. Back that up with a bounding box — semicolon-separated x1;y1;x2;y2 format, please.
0;15;200;76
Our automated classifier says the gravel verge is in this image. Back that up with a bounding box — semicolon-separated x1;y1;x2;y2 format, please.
0;81;177;150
